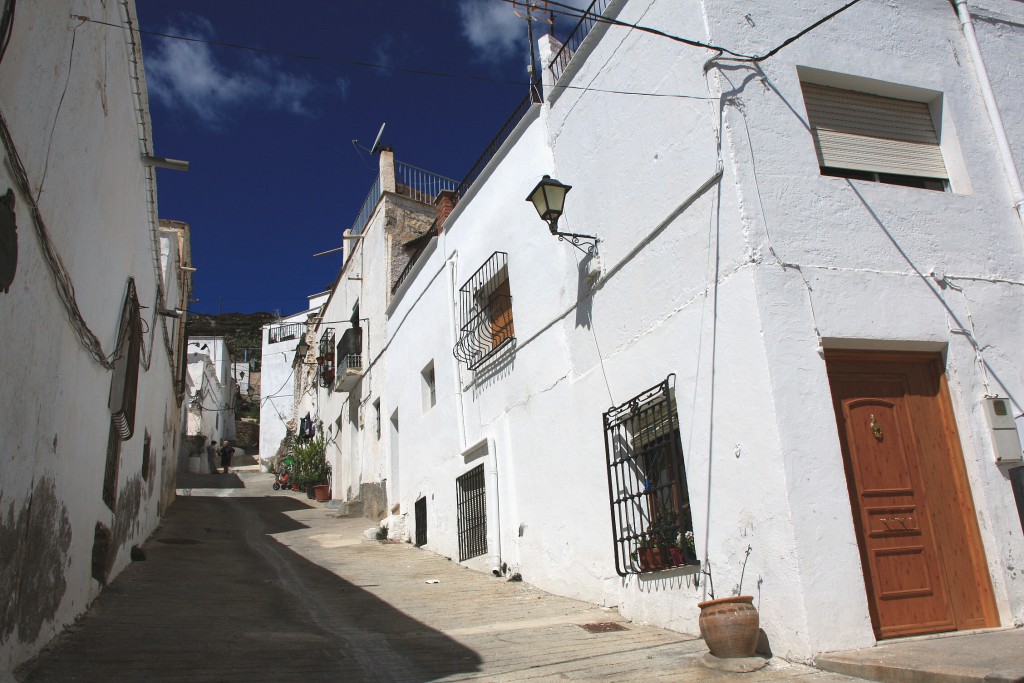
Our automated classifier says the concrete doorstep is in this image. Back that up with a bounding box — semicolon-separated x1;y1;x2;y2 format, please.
813;629;1024;683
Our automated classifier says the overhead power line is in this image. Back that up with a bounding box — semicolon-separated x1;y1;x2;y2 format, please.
503;0;865;63
72;14;525;86
70;13;714;100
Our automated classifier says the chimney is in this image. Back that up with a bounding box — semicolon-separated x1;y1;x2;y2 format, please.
379;147;396;193
434;190;458;235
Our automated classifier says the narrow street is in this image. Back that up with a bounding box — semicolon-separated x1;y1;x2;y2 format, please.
17;470;856;682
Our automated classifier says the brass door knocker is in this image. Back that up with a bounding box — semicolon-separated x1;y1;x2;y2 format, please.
869;414;883;440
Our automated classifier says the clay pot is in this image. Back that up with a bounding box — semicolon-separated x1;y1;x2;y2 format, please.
697;596;759;658
637;547;668;572
313;484;331;502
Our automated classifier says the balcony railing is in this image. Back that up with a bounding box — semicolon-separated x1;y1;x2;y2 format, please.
267;322;304;344
548;0;611;83
395;161;458;205
455;94;534;199
351;164;457;237
351;174;382;237
338;354;362;370
334;354;364;392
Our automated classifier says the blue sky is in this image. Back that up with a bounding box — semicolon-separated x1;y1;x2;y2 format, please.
136;1;576;315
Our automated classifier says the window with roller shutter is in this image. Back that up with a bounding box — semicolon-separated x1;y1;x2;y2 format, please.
801;82;949;191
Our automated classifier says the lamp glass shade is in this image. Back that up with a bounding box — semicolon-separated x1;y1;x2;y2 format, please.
526;175;572;224
296;339;310;357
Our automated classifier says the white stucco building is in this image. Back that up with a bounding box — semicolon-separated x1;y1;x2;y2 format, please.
293;0;1024;662
259;294;329;461
180;337;237;472
0;1;189;671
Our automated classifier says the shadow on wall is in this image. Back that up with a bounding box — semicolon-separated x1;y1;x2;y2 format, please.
472;340;516;395
19;496;484;681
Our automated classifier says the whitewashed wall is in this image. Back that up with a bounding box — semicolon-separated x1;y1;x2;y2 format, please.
0;0;183;671
260;309;310;459
374;0;1024;662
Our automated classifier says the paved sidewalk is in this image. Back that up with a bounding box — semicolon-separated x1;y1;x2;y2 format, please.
17;470;856;682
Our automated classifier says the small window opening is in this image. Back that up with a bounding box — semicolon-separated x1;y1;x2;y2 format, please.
422;361;436;412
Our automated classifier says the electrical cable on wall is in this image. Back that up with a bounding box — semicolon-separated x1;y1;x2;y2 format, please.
0;106;112;369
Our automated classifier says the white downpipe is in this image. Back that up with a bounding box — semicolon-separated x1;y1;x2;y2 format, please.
953;0;1024;226
445;253;468;450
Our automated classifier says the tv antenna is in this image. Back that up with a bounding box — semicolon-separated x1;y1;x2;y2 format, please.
369;122;386;155
513;2;552;103
351;122;388;169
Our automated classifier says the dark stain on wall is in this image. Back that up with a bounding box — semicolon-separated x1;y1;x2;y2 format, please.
0;477;72;644
111;475;143;552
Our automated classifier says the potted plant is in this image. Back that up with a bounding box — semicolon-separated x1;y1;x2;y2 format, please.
697;547;760;659
633;536;667;572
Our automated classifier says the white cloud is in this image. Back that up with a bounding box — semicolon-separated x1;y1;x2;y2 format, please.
456;0;592;62
336;77;351;100
458;0;523;61
145;16;319;125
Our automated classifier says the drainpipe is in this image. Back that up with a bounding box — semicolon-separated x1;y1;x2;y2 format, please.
952;0;1024;227
447;252;504;574
446;253;468;451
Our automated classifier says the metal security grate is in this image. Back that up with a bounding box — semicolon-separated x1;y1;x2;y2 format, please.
604;376;696;576
456;464;487;562
453;252;515;370
415;496;427;547
318;328;335;388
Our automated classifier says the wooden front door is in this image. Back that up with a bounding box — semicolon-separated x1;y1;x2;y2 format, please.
826;351;998;639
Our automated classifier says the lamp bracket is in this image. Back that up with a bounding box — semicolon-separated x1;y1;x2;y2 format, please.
552;230;599;256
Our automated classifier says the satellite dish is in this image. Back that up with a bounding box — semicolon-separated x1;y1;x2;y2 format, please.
369;122;386;155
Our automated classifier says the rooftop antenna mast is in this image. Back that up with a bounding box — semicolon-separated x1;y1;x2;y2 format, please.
514;1;552;103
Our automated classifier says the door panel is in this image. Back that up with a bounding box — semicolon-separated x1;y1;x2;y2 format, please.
826;352;997;639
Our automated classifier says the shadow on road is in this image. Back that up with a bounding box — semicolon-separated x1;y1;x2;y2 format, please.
176;471;247;489
20;494;481;682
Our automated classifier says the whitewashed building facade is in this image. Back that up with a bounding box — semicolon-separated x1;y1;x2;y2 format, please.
0;0;189;671
259;294;329;461
297;0;1024;660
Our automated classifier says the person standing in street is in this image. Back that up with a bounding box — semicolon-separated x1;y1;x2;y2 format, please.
219;439;233;475
206;439;218;474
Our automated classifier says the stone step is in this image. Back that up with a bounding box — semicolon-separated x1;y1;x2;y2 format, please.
813;629;1024;683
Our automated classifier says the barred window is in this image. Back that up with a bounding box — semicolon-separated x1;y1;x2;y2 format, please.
604;376;696;575
453;252;515;370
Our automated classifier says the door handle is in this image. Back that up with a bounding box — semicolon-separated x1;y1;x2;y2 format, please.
869;414;883;439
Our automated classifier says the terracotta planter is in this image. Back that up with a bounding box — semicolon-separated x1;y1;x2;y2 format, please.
697;595;759;658
637;547;668;572
668;546;686;566
313;484;331;502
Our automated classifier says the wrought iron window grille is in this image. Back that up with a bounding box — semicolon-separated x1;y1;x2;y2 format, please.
603;375;697;576
453;251;516;371
456;464;488;562
318;328;335;388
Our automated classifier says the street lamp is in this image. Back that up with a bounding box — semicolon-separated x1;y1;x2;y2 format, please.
526;175;572;233
525;175;598;255
295;337;310;361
